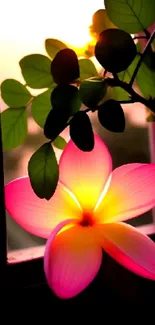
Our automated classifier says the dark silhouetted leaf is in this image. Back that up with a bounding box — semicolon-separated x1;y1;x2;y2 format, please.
45;39;67;59
105;0;155;34
51;48;79;85
90;9;117;37
79;58;97;80
79;76;107;108
31;87;55;128
19;54;54;89
98;99;125;132
95;29;137;73
51;84;81;114
28;142;59;200
53;136;67;150
1;107;27;151
70;111;94;151
44;85;81;140
44;108;67;141
1;79;32;107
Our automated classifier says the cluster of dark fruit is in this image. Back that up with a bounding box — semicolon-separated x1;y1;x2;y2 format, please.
44;28;137;152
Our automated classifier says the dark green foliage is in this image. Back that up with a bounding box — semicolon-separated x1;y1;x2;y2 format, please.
95;29;137;73
28;142;59;200
44;84;81;140
98;99;125;132
51;49;80;85
70;111;94;151
79;77;107;109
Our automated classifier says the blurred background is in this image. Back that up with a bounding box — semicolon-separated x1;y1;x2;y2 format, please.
0;0;153;252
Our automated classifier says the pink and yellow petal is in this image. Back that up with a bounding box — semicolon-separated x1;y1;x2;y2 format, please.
59;133;112;211
5;176;82;238
44;224;102;299
94;163;155;223
95;222;155;280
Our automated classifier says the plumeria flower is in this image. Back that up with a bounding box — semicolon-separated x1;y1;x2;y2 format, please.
5;134;155;299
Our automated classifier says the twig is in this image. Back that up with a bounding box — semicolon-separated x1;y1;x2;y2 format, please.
130;29;155;86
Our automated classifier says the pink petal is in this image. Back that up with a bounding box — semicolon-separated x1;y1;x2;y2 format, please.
59;133;112;211
96;222;155;280
94;163;155;223
5;176;81;238
44;224;102;299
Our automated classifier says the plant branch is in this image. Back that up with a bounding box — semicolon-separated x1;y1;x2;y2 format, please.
0;115;7;288
106;77;151;108
143;29;150;39
130;29;155;86
133;35;148;40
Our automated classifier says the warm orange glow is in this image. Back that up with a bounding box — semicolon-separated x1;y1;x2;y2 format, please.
0;0;104;84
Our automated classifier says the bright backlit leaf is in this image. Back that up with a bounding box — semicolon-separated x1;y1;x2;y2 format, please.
79;76;107;108
53;136;67;150
98;99;125;132
1;107;27;151
112;55;139;101
51;49;79;85
19;54;54;89
90;9;117;37
31;87;55;128
70;111;94;151
79;58;97;80
45;38;67;59
28;142;59;200
95;29;137;73
1;79;31;107
104;0;155;33
136;62;155;98
143;48;155;72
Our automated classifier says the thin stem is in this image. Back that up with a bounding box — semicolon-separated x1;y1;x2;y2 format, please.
119;99;134;104
0;115;7;288
130;29;155;86
133;35;148;40
143;28;150;39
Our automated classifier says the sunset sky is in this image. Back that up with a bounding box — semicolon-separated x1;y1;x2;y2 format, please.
0;0;103;83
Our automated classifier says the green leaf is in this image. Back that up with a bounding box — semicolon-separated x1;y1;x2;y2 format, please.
51;49;79;85
104;0;155;33
1;79;31;107
111;55;139;100
95;29;137;73
45;39;67;59
143;48;155;72
136;61;155;97
31;88;54;128
53;136;67;150
19;54;54;89
90;9;117;36
98;99;125;132
111;87;129;101
79;76;107;108
51;84;81;114
44;85;81;140
79;58;97;80
28;142;59;200
70;111;94;151
1;107;27;151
